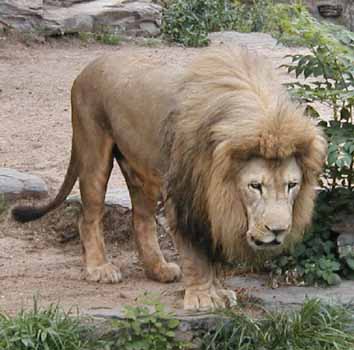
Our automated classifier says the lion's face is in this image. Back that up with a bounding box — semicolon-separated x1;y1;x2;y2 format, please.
238;157;302;251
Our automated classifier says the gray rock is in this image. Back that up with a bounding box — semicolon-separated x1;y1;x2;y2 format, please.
227;275;354;310
44;0;96;7
0;0;59;33
0;168;48;200
66;187;132;209
0;0;162;37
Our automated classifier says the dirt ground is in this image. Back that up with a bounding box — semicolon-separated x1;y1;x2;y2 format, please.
0;34;310;315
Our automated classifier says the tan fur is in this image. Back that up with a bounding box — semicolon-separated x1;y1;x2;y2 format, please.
166;48;327;262
13;47;327;311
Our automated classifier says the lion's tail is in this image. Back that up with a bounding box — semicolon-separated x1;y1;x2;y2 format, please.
12;143;79;223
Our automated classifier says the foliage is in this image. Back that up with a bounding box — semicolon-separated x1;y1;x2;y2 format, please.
78;31;121;46
107;295;187;350
283;43;354;190
0;193;7;215
0;298;187;350
270;189;354;287
203;299;354;350
0;300;93;350
162;0;354;49
266;7;354;286
162;0;239;47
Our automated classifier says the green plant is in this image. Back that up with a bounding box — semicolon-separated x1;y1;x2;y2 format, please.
265;14;354;286
78;31;121;46
283;44;354;190
0;194;7;215
108;295;187;350
270;189;354;287
0;300;94;350
203;299;354;350
162;0;240;47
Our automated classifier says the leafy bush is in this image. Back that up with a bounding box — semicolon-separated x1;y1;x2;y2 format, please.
162;0;354;49
269;20;354;286
108;295;187;350
270;189;354;287
161;0;319;47
162;0;239;47
283;43;354;190
203;299;354;350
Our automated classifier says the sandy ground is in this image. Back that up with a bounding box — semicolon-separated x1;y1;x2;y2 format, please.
0;34;311;315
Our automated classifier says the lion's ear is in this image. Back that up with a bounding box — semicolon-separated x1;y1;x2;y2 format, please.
301;129;328;184
292;128;327;239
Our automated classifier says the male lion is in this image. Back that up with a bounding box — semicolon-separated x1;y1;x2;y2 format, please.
13;47;327;311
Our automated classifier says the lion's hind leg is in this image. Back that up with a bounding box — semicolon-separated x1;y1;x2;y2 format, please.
116;158;181;283
75;126;121;283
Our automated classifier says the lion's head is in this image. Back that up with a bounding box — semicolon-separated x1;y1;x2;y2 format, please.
164;47;327;262
238;156;301;250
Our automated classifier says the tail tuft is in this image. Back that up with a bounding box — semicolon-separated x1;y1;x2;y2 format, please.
12;206;46;223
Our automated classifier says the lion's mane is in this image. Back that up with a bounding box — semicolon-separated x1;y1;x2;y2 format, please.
163;47;327;262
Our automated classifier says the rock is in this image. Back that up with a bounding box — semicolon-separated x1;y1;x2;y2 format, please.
0;0;163;37
44;0;96;7
66;187;132;209
0;0;57;33
318;4;343;18
301;0;354;31
0;168;48;200
226;275;354;309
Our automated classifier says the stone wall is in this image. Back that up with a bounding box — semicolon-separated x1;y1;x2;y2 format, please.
0;0;162;37
302;0;354;31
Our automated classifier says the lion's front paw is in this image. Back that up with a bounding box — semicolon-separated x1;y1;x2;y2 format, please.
184;285;237;312
146;262;182;283
86;263;122;283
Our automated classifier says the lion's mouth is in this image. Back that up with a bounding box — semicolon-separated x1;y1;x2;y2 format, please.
253;238;282;247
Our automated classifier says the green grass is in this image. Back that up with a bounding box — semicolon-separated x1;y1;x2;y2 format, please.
2;299;354;349
78;31;121;46
203;299;354;350
0;194;7;215
0;301;96;350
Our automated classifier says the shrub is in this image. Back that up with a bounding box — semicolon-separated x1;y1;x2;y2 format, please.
107;295;187;350
162;0;239;47
270;20;354;286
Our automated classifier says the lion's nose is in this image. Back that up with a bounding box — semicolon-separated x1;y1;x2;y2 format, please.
265;225;288;236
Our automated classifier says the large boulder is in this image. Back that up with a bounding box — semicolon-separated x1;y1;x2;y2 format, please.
0;0;162;37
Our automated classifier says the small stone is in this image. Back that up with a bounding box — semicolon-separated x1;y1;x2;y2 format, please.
0;168;48;200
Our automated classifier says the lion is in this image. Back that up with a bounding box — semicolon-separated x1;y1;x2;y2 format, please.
12;47;327;311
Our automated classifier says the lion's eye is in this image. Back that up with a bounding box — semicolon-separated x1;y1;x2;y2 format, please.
288;182;298;191
249;182;262;193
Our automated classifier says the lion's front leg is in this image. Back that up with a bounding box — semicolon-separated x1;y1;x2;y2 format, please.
176;236;237;311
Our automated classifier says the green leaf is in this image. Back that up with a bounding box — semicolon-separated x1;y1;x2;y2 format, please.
326;273;342;286
167;319;180;329
345;257;354;270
